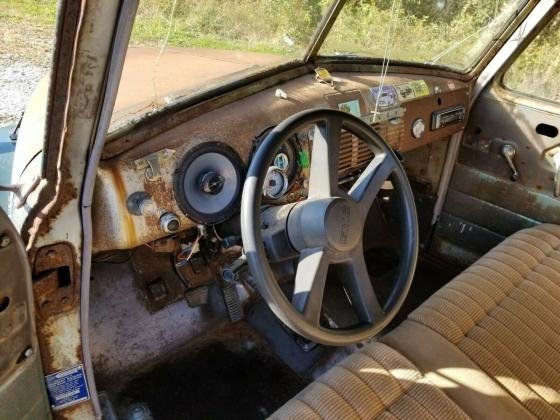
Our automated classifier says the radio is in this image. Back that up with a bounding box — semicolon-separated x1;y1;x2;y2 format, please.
431;105;465;130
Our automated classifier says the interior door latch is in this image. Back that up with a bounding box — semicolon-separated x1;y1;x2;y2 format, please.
501;144;519;181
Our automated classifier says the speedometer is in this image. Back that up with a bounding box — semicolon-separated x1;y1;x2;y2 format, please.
263;167;289;199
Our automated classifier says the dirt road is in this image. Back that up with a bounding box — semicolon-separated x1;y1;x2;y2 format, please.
0;46;282;127
114;46;282;115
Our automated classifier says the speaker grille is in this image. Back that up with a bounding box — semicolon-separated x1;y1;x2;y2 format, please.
338;122;403;178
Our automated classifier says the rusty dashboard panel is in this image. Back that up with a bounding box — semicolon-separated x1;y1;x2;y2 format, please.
93;72;470;252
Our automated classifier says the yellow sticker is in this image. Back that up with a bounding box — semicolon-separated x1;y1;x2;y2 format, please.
410;80;430;98
315;67;333;85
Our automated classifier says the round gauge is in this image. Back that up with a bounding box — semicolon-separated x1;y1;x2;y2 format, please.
174;142;244;224
254;128;301;187
274;152;290;172
412;118;425;139
263;167;289;199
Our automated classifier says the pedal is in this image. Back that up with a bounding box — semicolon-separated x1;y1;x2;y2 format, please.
184;286;209;308
222;282;243;322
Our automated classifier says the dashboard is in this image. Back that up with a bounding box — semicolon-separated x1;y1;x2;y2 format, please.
92;71;470;253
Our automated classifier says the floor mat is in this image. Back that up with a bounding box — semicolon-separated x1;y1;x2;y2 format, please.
113;322;306;420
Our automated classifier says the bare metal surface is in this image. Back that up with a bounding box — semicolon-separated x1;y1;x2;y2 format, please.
90;262;229;392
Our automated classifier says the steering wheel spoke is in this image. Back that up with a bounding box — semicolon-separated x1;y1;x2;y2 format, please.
292;247;330;325
349;153;396;216
308;117;343;198
339;249;385;324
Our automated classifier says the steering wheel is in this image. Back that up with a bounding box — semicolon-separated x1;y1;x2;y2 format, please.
241;108;418;346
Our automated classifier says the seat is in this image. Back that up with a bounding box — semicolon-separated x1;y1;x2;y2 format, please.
271;342;469;420
273;224;560;419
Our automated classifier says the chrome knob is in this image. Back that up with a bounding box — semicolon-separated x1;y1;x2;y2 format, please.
159;212;180;233
501;144;519;181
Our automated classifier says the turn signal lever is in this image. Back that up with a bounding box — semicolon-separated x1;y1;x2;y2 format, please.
501;144;519;181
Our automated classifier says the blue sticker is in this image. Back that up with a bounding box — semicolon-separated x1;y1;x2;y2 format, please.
369;86;398;108
45;364;90;410
338;99;361;117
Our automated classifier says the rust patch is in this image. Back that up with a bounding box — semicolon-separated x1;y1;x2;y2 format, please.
144;177;176;218
53;400;94;420
32;243;81;376
32;242;77;318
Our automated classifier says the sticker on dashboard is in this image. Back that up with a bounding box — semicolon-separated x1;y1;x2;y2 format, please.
394;83;415;101
369;85;398;108
45;364;90;410
338;99;361;117
395;80;430;101
410;80;430;98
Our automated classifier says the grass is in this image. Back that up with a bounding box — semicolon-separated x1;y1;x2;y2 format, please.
128;0;326;56
0;0;57;65
1;0;559;103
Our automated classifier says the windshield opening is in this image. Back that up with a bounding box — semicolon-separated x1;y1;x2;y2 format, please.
111;0;330;130
319;0;529;72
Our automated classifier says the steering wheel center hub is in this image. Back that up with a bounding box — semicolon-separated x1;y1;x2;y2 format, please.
287;197;362;253
324;199;362;251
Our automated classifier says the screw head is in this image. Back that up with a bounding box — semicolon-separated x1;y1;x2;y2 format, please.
0;235;10;248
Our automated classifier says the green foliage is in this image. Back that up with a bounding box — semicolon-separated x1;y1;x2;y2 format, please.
0;0;57;65
504;14;560;103
130;0;329;55
321;0;526;71
2;0;560;103
0;0;57;28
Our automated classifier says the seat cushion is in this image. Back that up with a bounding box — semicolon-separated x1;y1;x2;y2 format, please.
271;342;469;419
387;224;560;419
273;224;560;419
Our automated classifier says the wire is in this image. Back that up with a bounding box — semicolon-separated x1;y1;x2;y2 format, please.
151;0;179;106
177;231;202;262
212;224;223;241
373;0;402;119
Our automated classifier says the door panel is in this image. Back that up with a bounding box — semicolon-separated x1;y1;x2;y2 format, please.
0;207;50;418
431;80;560;266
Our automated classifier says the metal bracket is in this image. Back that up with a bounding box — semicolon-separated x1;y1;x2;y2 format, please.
134;148;175;181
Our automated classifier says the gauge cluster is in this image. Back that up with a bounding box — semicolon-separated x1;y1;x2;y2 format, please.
253;129;309;204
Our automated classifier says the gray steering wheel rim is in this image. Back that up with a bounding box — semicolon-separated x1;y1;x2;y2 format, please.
241;108;418;346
